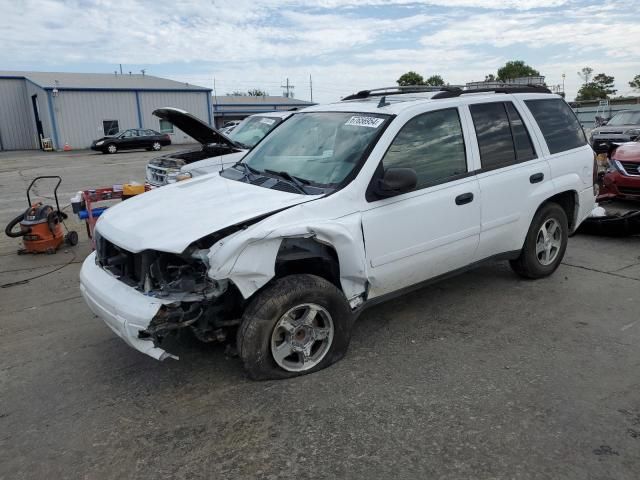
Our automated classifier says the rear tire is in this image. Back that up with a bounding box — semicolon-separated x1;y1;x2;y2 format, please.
510;202;568;279
152;141;162;151
237;274;354;380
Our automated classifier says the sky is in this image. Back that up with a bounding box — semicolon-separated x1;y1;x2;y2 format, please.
1;0;639;103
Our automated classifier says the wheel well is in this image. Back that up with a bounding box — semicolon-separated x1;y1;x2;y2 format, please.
274;238;341;289
543;191;578;230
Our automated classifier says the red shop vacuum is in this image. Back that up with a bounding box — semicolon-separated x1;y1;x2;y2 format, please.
4;176;78;254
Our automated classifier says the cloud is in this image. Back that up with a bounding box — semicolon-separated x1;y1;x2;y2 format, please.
0;0;638;102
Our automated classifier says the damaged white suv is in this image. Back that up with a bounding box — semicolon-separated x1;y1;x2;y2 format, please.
80;86;595;379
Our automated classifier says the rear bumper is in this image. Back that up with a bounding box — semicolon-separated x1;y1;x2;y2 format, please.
79;252;175;360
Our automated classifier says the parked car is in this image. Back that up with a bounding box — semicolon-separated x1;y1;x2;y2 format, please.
146;109;292;186
590;110;640;153
80;86;595;379
91;129;171;154
599;141;640;200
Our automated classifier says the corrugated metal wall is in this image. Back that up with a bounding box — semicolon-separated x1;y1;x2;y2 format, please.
138;91;209;144
0;78;37;150
53;91;139;149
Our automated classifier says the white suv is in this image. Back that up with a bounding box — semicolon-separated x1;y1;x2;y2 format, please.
80;86;595;379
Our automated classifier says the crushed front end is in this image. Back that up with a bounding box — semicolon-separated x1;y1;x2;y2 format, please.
80;232;243;360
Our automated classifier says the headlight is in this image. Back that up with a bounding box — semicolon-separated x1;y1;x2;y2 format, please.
95;140;104;146
623;128;640;138
166;170;192;183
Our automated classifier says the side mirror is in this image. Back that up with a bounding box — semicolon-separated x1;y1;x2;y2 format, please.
376;167;417;197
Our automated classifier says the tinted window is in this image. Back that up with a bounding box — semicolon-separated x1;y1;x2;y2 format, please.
525;98;587;154
381;108;467;189
145;130;156;136
470;102;515;169
505;103;536;161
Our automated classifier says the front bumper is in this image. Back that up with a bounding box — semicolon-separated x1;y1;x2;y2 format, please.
79;252;176;360
600;170;640;200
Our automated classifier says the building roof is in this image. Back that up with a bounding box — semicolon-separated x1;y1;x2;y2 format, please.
0;70;211;92
214;95;314;105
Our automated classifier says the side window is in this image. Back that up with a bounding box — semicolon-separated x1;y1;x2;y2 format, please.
505;103;536;162
145;130;156;136
470;103;515;169
524;98;587;154
381;108;467;190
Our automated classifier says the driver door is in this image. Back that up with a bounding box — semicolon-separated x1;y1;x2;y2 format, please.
361;107;481;297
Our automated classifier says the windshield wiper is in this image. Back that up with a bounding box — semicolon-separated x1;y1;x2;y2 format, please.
233;162;260;180
263;169;309;194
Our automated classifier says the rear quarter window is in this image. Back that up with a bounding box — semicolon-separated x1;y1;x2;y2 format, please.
524;98;587;154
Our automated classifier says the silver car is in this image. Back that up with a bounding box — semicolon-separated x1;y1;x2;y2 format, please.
590;110;640;152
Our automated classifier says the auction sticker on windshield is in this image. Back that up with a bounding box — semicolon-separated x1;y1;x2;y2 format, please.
345;116;384;128
260;118;276;125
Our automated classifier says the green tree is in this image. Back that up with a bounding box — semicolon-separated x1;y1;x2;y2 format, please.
629;74;640;91
425;74;445;86
484;73;496;82
247;88;268;96
576;73;617;101
496;60;540;81
397;71;424;86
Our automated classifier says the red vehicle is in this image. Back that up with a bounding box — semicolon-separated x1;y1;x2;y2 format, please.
599;142;640;201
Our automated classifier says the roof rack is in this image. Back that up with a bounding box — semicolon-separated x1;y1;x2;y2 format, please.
342;83;552;102
342;85;462;101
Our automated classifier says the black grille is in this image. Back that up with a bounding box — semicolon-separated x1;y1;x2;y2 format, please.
618;186;640;196
271;181;301;193
619;161;640;176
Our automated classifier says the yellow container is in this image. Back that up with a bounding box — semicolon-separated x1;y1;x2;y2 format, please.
122;183;145;196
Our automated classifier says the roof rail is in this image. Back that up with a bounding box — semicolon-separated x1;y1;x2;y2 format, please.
342;85;462;101
432;84;552;99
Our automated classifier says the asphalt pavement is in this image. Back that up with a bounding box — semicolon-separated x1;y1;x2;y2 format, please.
1;148;639;480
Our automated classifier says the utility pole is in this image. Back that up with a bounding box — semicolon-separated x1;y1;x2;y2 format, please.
281;77;295;98
213;77;218;127
309;74;313;103
119;64;123;75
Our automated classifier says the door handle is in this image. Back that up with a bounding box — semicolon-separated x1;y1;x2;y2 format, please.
530;172;544;184
455;192;474;205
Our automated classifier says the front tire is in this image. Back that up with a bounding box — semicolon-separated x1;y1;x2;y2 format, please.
510;202;568;279
106;143;117;154
237;274;354;380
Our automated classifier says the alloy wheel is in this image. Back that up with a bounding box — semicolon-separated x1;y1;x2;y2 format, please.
270;303;334;372
536;218;562;266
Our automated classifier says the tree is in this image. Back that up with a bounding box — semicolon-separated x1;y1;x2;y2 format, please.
226;91;247;96
496;60;540;81
576;72;617;101
578;67;593;85
425;74;445;86
397;71;424;86
484;73;496;82
247;88;268;96
629;74;640;92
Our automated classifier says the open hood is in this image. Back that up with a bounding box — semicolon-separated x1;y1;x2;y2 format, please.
153;107;239;147
96;174;320;253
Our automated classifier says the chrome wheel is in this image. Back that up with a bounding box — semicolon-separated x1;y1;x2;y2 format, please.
107;144;117;154
152;142;161;151
536;218;562;266
270;303;334;372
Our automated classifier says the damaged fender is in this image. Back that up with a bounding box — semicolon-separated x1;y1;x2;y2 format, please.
206;209;369;302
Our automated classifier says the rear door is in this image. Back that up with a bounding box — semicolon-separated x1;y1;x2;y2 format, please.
466;99;552;259
361;107;481;297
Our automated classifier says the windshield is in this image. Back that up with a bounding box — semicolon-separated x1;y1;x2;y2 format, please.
240;112;389;186
607;111;640;126
229;115;283;148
